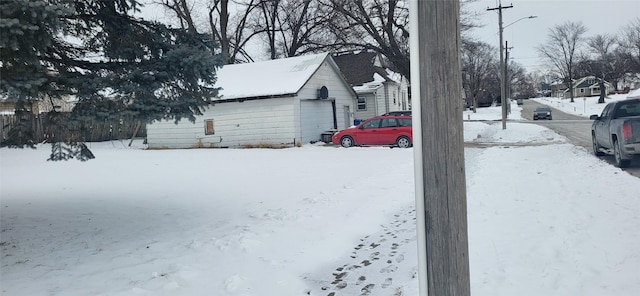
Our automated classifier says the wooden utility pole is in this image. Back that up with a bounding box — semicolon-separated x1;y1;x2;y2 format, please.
410;0;470;295
487;1;512;130
505;41;512;115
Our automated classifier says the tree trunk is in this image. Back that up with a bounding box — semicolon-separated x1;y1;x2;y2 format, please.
473;96;478;113
568;79;575;102
128;121;142;147
598;78;606;104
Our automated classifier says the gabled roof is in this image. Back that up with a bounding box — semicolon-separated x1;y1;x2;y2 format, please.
214;52;334;100
333;51;378;86
333;51;405;96
573;76;611;89
333;51;401;86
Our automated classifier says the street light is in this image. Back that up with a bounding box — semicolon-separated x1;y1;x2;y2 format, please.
504;16;537;29
487;4;537;129
503;16;537;117
488;1;512;130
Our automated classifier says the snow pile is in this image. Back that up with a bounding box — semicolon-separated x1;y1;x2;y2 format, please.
627;88;640;99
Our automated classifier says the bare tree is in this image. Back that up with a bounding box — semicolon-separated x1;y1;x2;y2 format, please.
254;0;280;59
586;34;617;103
157;0;260;64
461;40;496;112
250;0;337;59
325;0;479;80
157;0;200;33
327;0;411;78
507;62;536;100
620;17;640;73
538;21;587;102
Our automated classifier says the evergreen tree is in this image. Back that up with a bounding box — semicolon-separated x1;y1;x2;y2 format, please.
0;0;222;160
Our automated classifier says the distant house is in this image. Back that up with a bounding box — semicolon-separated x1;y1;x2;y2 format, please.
333;51;410;123
538;82;551;97
550;80;567;98
0;95;75;115
569;76;613;98
550;76;613;99
146;52;356;149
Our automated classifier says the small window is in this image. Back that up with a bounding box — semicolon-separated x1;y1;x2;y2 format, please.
580;89;584;93
357;97;366;110
204;119;215;135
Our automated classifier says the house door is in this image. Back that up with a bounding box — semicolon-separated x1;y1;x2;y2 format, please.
300;100;334;143
343;105;350;128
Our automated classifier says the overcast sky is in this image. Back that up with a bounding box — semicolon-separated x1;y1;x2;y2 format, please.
137;0;639;75
468;0;640;74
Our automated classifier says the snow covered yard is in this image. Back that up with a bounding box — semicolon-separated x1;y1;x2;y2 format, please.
532;93;635;118
2;107;640;295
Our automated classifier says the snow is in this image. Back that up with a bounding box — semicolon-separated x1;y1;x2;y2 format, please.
352;73;386;93
628;88;640;100
532;94;635;118
214;53;329;100
2;101;640;296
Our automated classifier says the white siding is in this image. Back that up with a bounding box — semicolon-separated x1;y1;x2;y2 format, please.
296;60;355;133
353;92;378;121
300;100;334;143
353;80;408;121
384;83;405;113
147;56;354;149
147;97;296;149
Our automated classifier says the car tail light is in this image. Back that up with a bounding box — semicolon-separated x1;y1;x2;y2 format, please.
622;123;632;140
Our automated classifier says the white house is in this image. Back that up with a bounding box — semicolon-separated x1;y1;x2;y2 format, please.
146;53;355;149
333;52;410;123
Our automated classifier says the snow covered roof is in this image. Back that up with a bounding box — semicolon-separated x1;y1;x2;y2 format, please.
333;51;405;95
352;73;385;94
214;52;331;100
573;76;612;89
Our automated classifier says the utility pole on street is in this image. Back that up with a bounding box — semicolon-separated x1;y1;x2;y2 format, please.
410;0;470;295
488;1;513;130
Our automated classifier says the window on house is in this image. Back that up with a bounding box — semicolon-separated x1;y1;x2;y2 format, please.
204;119;215;135
357;97;366;110
580;89;584;93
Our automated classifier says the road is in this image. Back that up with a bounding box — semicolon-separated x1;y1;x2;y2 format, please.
520;99;640;178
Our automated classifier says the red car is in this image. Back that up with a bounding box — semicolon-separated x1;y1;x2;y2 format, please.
332;115;413;148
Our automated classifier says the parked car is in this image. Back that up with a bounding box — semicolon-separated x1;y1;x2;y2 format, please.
517;99;524;105
332;115;413;148
382;110;412;116
590;98;640;168
533;107;552;120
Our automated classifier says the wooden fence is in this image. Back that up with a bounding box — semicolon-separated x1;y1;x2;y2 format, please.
1;113;146;145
